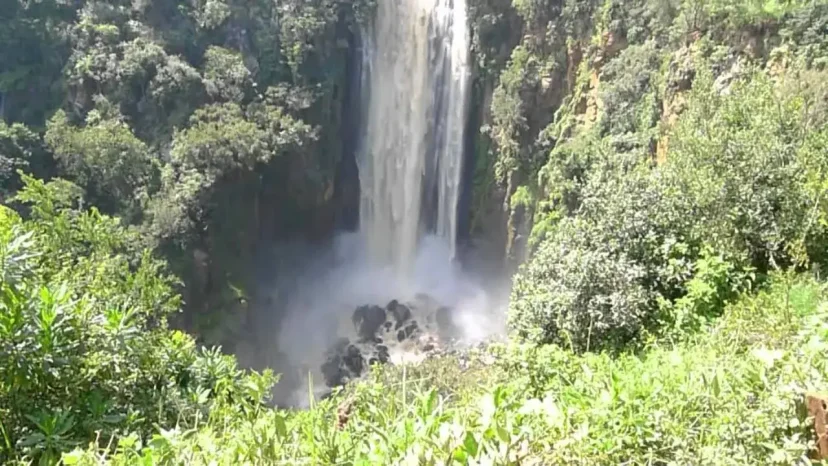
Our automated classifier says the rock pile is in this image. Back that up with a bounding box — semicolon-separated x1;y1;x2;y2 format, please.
321;295;454;387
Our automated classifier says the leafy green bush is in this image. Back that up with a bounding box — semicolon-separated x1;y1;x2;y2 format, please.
500;282;828;464
512;160;696;349
664;68;827;269
510;224;652;351
599;40;663;136
659;248;753;335
45;108;159;218
0;178;274;464
0;122;49;199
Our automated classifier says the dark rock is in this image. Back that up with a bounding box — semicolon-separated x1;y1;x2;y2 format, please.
321;354;347;387
343;344;364;375
383;321;393;331
397;320;419;341
353;305;387;340
387;300;412;328
321;337;367;388
405;320;418;335
376;344;389;363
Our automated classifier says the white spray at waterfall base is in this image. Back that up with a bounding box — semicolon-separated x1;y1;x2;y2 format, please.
269;233;506;407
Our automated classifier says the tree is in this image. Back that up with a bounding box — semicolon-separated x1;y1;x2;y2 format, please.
45;108;159;218
0;122;49;199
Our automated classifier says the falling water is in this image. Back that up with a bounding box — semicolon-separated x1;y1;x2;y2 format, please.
357;0;471;274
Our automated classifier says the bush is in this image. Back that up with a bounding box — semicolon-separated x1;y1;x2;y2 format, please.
664;68;826;269
59;274;828;465
509;224;652;351
0;178;274;464
512;160;697;349
501;275;828;464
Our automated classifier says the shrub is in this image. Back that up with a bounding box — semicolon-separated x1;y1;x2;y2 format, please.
512;160;697;349
0;178;274;464
501;275;828;464
510;224;652;351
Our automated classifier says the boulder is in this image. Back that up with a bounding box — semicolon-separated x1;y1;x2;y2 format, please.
376;344;390;363
352;305;386;340
321;338;363;387
321;354;347;387
342;344;364;375
323;295;458;388
387;300;412;329
397;320;419;342
368;344;390;366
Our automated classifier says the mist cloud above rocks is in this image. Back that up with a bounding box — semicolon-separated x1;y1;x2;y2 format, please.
238;232;506;406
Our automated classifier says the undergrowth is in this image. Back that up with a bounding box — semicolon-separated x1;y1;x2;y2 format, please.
60;275;828;465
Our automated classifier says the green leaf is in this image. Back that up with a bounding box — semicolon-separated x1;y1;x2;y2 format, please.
274;414;287;438
463;431;479;457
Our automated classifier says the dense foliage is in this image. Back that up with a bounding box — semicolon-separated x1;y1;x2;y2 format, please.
498;0;828;351
4;207;826;464
3;0;828;464
0;178;275;464
1;0;374;341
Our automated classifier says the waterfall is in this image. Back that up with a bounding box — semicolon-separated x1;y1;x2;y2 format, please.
357;0;471;274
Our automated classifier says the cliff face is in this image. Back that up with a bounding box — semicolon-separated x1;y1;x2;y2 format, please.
179;10;368;344
463;0;828;271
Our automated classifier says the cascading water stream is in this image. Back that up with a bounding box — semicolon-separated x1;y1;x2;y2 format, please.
357;0;471;274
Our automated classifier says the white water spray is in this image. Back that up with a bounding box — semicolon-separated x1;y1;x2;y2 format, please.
358;0;471;273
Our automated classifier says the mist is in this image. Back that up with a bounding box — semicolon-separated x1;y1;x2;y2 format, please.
236;232;508;407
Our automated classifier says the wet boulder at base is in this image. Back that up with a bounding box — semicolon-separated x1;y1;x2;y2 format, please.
321;338;353;387
342;344;364;374
387;299;412;329
352;304;386;340
396;320;419;342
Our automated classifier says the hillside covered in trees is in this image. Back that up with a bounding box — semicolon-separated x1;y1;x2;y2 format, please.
4;0;828;464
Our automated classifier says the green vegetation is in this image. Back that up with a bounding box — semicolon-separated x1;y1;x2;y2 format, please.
510;67;828;350
4;0;828;464
489;0;828;354
3;187;827;463
0;178;274;465
1;0;374;342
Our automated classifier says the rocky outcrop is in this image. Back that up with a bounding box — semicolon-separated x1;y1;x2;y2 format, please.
321;295;457;388
352;305;386;340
